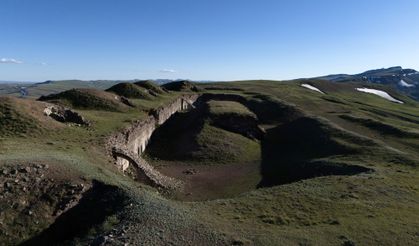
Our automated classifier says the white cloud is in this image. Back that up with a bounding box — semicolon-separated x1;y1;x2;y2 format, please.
159;68;176;73
0;58;23;64
40;62;47;66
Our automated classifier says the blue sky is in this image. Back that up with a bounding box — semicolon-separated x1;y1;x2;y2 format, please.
1;0;418;81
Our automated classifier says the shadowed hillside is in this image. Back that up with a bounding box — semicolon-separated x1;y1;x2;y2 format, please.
259;116;371;187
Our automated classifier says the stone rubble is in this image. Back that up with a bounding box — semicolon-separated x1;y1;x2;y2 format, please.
0;163;88;242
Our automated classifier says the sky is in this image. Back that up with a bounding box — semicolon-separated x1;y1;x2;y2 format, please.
1;0;419;82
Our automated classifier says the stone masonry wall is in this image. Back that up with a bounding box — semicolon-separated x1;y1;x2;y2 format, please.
107;94;199;172
151;95;198;125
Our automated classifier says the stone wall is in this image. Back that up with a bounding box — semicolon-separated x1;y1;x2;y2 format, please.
107;94;199;172
151;95;198;125
112;147;182;189
125;116;156;155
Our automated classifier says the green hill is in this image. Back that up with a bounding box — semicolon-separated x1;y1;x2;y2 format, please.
161;80;199;92
105;83;153;100
134;80;166;95
38;88;129;111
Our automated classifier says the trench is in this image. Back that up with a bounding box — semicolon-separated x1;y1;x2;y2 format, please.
108;94;199;190
121;93;373;201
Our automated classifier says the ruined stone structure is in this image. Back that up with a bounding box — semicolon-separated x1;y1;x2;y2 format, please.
112;147;182;189
107;94;199;189
150;96;197;125
44;105;90;126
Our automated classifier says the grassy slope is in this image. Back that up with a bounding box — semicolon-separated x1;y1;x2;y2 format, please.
0;80;418;245
193;80;419;245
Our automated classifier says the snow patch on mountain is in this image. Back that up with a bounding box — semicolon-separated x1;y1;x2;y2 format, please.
356;88;404;104
399;79;415;88
301;84;324;94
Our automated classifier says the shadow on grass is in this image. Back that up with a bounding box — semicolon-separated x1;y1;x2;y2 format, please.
258;117;372;187
145;101;208;160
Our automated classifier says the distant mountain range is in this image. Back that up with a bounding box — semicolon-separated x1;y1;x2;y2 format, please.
317;66;419;100
2;67;419;100
0;80;37;84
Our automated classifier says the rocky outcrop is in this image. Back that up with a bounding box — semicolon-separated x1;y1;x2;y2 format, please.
44;105;90;126
119;96;135;107
107;94;199;189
